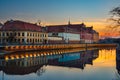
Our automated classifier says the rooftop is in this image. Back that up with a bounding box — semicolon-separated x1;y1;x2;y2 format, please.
0;20;42;32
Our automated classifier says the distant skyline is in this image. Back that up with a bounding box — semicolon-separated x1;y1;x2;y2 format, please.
0;0;120;38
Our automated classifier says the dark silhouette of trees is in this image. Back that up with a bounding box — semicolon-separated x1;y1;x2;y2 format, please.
109;6;120;29
105;6;120;36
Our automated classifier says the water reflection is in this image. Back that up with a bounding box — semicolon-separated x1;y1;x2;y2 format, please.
48;49;99;69
0;48;99;75
0;47;119;80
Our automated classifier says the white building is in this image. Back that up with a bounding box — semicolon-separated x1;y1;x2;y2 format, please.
48;32;80;43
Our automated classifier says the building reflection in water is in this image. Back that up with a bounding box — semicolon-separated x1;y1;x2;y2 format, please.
0;48;99;75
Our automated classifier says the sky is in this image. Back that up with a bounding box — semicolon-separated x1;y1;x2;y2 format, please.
0;0;120;38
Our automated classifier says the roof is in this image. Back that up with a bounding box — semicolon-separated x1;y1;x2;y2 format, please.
0;20;42;32
47;25;81;33
46;23;86;33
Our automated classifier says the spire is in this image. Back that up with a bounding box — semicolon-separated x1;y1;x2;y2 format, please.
68;18;71;25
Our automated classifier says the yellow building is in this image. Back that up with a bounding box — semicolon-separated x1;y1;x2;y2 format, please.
0;20;48;44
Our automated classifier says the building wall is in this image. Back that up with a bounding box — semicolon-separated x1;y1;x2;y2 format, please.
93;33;99;43
48;36;62;41
48;32;80;43
0;31;48;44
84;33;93;43
48;36;63;44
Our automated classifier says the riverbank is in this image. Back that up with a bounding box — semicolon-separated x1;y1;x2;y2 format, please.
0;43;117;53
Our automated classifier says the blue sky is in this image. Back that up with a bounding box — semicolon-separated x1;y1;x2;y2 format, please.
0;0;120;25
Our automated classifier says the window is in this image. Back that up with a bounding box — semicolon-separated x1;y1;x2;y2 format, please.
18;33;20;36
40;39;42;42
40;34;42;37
18;39;20;42
35;39;37;42
27;39;29;42
22;33;24;36
10;33;12;36
2;32;5;36
6;39;8;42
30;33;32;36
15;39;17;42
6;33;9;36
22;39;24;42
30;39;31;42
33;39;34;42
27;33;29;36
52;33;58;36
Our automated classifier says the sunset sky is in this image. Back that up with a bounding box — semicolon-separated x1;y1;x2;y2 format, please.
0;0;120;38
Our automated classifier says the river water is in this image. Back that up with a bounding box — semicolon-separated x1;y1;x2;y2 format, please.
0;47;119;80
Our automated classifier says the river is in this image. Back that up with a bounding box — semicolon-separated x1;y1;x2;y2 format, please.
0;47;119;80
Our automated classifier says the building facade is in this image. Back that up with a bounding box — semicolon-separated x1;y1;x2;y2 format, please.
46;22;99;44
0;20;99;44
93;30;99;43
46;24;81;44
0;20;48;44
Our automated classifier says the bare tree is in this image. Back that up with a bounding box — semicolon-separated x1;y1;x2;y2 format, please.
109;6;120;28
104;6;120;37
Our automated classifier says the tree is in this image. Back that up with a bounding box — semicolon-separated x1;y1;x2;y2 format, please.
105;6;120;37
109;6;120;28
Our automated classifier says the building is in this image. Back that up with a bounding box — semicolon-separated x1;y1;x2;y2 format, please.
0;20;48;44
69;23;97;43
92;30;99;43
46;22;99;44
46;22;81;44
0;20;99;44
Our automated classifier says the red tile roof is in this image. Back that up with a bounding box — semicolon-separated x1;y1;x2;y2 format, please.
0;20;42;32
47;25;66;32
46;24;85;33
